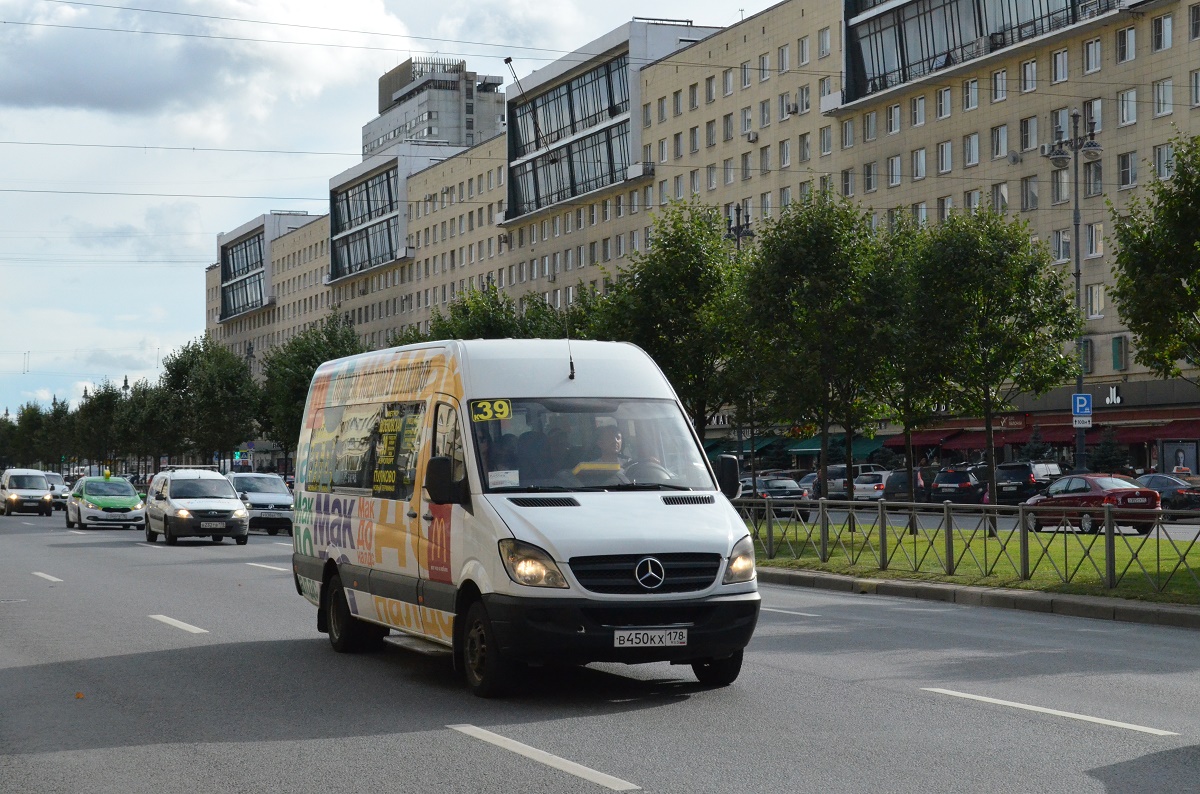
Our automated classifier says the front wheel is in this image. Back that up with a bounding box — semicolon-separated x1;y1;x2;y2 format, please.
163;517;178;546
461;600;516;698
235;536;248;546
266;527;279;536
65;508;75;529
212;535;224;543
692;649;744;687
145;521;157;543
1133;523;1154;536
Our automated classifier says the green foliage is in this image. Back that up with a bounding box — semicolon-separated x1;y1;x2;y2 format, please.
12;402;45;467
74;382;122;465
1020;425;1053;461
1111;134;1200;381
1088;428;1130;473
262;312;365;461
915;208;1080;495
161;336;260;460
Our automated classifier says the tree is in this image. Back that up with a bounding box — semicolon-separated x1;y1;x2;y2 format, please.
37;397;71;473
916;208;1081;503
161;336;259;463
597;199;746;431
1020;425;1052;461
1088;428;1129;473
261;312;365;473
74;382;122;469
12;402;45;467
1110;134;1200;382
746;191;886;496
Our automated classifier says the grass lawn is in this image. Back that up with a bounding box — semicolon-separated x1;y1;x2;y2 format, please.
749;517;1200;606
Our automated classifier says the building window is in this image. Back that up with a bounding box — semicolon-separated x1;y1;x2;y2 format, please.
799;35;810;65
1112;335;1128;371
818;27;831;58
724;158;735;184
963;79;978;110
673;90;682;116
706;119;717;147
723;68;734;96
819;76;832;97
842;119;854;148
1084;160;1103;197
936;87;951;119
964;189;981;212
690;168;701;194
760;99;771;127
1193;70;1200;107
689;126;699;152
1052;168;1069;203
1192;3;1200;40
1084;38;1101;73
707;163;718;190
820;126;832;155
1154;143;1175;178
741;153;752;180
1118;151;1137;188
1020;59;1037;92
1021;175;1039;211
778;43;791;73
759;53;771;82
781;185;792;207
1084;98;1102;132
887;155;901;187
991;182;1008;211
912;202;928;224
1118;89;1137;126
1154;79;1173;116
705;75;716;103
1117;26;1135;63
780;138;791;168
964;132;979;166
724;113;734;141
841;169;855;197
937;140;952;173
798;85;811;113
689;83;699;110
657;97;667;122
1051;49;1068;83
741;107;752;133
779;92;792;119
799;133;811;162
1153;14;1173;51
1087;222;1104;257
642;103;651;128
759;147;771;174
741;61;751;88
674;132;684;158
1052;229;1070;261
911;95;925;126
887;103;901;134
863;111;877;141
1051;107;1068;142
991;124;1008;159
937;195;953;221
1019;116;1037;151
991;69;1007;102
864;161;878;192
912;148;926;180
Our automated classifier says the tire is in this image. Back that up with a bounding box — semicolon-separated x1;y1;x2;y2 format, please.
235;536;248;546
145;521;157;543
1133;523;1154;536
692;649;744;687
4;502;11;516
267;527;279;536
1079;513;1097;535
65;508;75;529
1023;512;1040;533
324;571;372;653
461;599;516;698
163;517;178;546
212;535;224;543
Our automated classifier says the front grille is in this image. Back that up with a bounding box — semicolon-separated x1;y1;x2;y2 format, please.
196;510;232;518
569;553;722;594
662;495;715;505
102;507;131;513
581;604;715;627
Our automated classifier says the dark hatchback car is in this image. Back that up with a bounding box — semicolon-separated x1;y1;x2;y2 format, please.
1025;474;1160;535
882;469;926;502
744;477;811;521
993;460;1062;505
1136;473;1200;519
930;466;988;504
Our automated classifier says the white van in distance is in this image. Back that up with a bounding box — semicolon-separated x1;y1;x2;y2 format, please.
291;339;758;696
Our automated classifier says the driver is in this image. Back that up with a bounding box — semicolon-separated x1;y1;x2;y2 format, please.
572;423;628;484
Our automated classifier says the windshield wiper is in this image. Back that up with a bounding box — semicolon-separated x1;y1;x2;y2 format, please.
488;485;575;493
598;483;696;491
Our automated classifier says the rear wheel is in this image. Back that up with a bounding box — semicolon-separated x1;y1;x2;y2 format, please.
324;571;374;653
692;650;744;687
462;600;516;698
266;527;279;536
145;521;157;543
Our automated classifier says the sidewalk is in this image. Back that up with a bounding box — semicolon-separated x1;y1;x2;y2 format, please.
757;566;1200;630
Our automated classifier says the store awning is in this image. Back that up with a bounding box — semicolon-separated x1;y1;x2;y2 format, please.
883;429;963;449
1157;420;1200;440
939;431;990;451
1113;424;1167;444
702;438;724;452
785;434;844;455
727;436;779;454
854;436;891;456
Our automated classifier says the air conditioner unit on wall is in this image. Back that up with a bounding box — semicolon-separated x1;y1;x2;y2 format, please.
786;103;800;115
1039;143;1054;156
746;131;759;143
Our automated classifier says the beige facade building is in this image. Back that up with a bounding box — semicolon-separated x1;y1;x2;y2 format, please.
205;2;1200;467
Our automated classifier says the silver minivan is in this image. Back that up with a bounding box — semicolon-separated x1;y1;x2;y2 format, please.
1;469;53;516
144;468;249;545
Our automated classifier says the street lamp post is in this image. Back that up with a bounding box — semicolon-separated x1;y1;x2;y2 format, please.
1046;110;1102;473
726;204;756;479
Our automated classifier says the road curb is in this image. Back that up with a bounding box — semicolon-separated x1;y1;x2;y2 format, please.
756;566;1200;630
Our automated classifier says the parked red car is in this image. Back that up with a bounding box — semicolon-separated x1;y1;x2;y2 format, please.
1023;474;1161;535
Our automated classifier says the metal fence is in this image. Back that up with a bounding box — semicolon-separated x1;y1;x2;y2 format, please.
733;497;1200;598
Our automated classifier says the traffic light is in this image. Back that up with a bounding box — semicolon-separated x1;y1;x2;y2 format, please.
234;451;241;460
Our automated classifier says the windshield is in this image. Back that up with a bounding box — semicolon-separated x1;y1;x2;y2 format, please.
84;480;137;497
170;479;238;499
469;397;714;492
10;474;48;489
935;471;972;484
44;473;65;485
764;479;800;489
231;475;290;494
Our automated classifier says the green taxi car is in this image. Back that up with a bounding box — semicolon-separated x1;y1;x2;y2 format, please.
65;476;146;530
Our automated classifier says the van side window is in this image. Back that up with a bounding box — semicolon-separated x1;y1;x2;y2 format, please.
434;403;467;484
332;404;384;490
373;401;425;500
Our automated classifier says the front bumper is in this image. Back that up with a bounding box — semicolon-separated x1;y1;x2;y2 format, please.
247;508;293;532
170;516;249;538
81;507;146;525
7;497;51;513
482;591;760;665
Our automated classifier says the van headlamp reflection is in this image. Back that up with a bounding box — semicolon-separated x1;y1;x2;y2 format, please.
498;539;568;588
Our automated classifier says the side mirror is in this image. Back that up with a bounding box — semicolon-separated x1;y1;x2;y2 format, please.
425;456;468;505
138;492;147;501
716;454;741;499
240;492;248;500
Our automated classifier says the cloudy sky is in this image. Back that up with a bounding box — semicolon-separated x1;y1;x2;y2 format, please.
0;0;775;416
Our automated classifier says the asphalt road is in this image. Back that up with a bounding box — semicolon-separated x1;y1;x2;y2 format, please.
3;510;1199;793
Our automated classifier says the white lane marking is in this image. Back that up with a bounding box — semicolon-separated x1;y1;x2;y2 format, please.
448;724;640;791
69;530;88;536
923;688;1178;736
762;607;821;618
246;563;289;572
273;542;293;547
32;572;63;582
148;615;208;634
139;543;165;549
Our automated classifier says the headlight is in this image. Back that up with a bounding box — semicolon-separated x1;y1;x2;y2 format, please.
175;509;191;518
42;493;53;501
233;508;248;518
7;494;17;501
134;501;145;510
498;539;568;588
84;501;100;510
723;535;757;584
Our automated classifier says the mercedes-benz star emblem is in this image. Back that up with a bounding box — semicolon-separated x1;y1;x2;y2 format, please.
635;557;666;590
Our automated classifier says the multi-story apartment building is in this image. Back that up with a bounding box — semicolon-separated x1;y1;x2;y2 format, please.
204;3;1200;470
